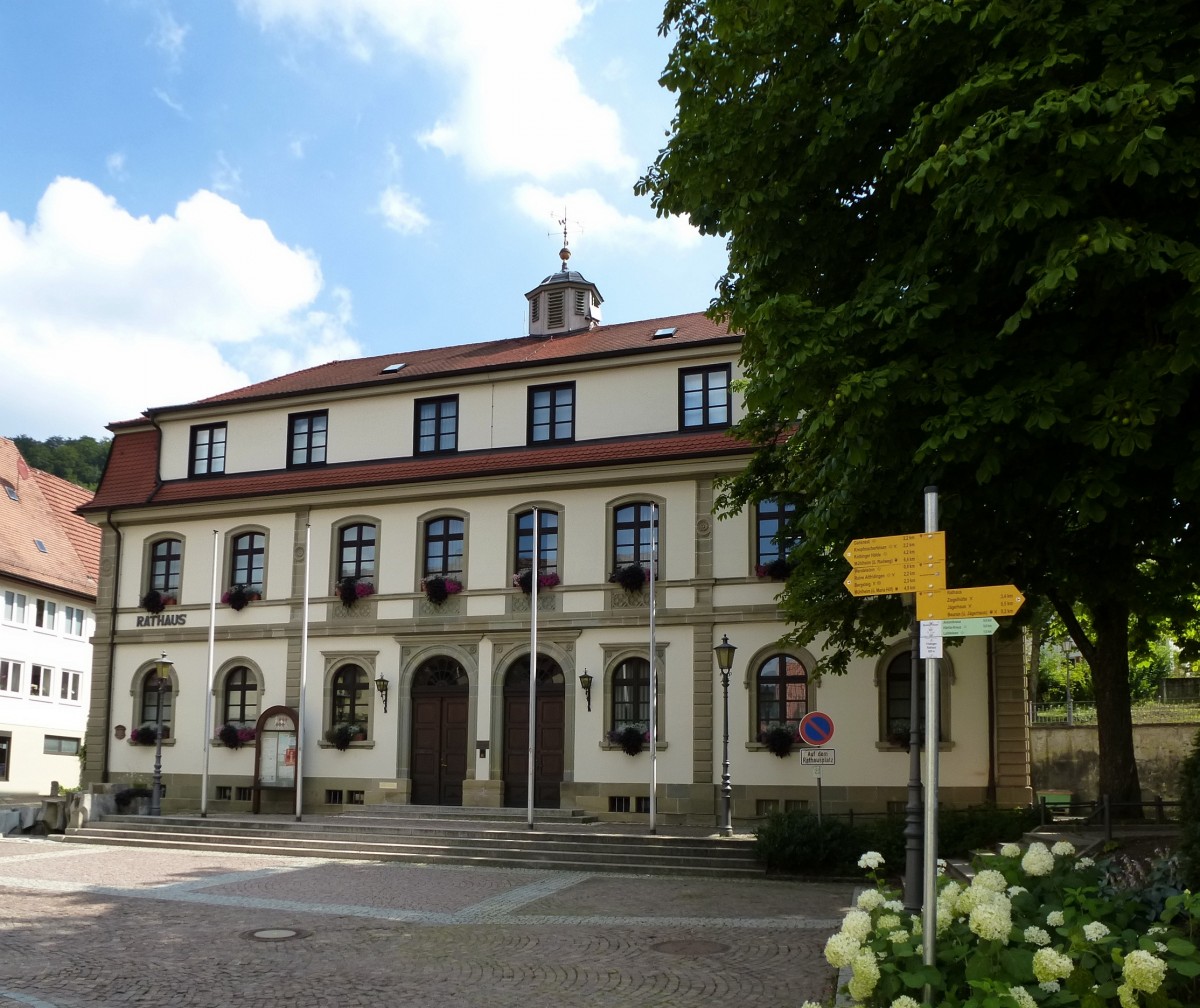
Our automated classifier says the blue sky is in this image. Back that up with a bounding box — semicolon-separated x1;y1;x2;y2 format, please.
0;1;728;440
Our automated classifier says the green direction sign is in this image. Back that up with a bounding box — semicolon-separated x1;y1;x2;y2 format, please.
940;617;999;637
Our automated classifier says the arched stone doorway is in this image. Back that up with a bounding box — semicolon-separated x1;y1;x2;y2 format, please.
502;655;565;808
410;656;469;806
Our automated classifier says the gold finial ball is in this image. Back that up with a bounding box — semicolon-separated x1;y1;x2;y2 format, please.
559;245;571;263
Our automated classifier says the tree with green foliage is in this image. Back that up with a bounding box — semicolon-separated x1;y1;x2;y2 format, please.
638;0;1200;810
10;435;110;490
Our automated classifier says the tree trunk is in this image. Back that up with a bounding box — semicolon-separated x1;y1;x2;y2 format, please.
1089;597;1142;814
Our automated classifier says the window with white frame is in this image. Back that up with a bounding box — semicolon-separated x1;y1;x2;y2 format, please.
64;605;85;637
34;598;57;630
59;669;82;703
0;659;21;694
29;664;52;698
3;591;26;625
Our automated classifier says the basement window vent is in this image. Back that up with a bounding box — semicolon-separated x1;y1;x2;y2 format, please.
635;796;650;814
215;786;231;800
347;790;365;805
609;796;630;813
381;361;406;374
236;786;253;801
325;789;344;805
652;327;677;339
755;799;780;816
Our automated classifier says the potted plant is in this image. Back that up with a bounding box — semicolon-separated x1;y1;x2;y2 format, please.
236;726;256;745
337;577;376;606
759;724;797;757
607;725;647;755
325;723;361;750
422;576;463;605
221;584;261;611
513;570;561;593
608;564;648;592
128;724;159;746
218;723;241;748
139;589;177;613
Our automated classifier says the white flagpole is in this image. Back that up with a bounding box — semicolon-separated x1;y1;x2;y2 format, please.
200;529;218;817
295;522;311;822
527;507;538;829
648;502;658;835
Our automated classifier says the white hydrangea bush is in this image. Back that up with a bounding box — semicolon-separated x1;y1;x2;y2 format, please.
822;844;1200;1007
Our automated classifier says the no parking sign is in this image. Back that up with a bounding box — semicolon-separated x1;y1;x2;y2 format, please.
798;710;835;746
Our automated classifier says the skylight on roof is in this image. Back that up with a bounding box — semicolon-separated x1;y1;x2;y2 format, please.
652;327;678;339
2;479;16;502
381;361;407;374
34;539;47;553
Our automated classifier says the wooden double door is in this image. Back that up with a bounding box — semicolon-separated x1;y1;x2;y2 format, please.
410;658;469;806
503;656;565;809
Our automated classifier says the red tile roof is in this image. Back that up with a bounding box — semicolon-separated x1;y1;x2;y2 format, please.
87;429;751;513
0;438;99;599
139;310;734;416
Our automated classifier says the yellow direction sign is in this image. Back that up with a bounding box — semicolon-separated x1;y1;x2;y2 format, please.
843;531;945;597
916;585;1025;621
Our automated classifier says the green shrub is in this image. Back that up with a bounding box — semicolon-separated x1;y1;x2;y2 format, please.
755;810;860;874
1179;727;1200;889
937;805;1040;859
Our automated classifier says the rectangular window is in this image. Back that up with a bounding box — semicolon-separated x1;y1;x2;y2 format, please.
189;422;227;476
149;538;183;596
612;502;657;570
0;660;21;694
0;733;9;781
60;670;82;703
528;383;575;444
34;598;57;630
287;410;328;468
64;605;86;637
43;736;81;756
338;524;377;582
231;532;266;592
29;664;52;698
679;364;731;429
3;591;26;624
414;396;458;455
756;499;798;570
515;509;559;577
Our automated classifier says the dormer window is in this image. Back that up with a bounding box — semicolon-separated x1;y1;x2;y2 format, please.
547;290;565;329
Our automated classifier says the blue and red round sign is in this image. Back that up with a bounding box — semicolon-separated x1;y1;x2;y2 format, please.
798;710;835;746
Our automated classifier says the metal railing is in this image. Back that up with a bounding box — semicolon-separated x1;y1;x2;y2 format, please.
1037;793;1182;840
1029;701;1098;725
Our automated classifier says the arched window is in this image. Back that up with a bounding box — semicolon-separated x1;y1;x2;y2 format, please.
148;538;182;595
612;502;656;571
222;666;259;727
883;651;948;745
755;499;798;569
514;509;558;576
231;532;265;593
755;655;808;736
331;664;370;731
423;516;464;579
338;524;376;582
611;657;651;733
139;670;173;736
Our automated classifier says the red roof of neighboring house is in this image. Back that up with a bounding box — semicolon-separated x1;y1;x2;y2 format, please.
125;310;734;419
0;437;99;599
86;428;751;513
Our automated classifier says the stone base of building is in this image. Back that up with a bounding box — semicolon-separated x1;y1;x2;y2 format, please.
461;778;503;807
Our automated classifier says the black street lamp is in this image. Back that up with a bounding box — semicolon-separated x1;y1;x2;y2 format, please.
713;634;738;837
150;652;173;817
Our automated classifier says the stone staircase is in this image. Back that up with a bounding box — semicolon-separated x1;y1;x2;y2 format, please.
53;804;764;878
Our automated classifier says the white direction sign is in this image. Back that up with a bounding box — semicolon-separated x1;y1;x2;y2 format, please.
920;620;944;658
800;748;836;766
940;617;1000;637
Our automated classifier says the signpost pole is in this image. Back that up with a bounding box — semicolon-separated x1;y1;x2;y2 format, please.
922;487;941;979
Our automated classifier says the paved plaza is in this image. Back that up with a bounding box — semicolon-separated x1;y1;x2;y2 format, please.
0;837;852;1007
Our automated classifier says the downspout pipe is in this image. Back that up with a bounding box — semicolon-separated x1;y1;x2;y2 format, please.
100;509;122;785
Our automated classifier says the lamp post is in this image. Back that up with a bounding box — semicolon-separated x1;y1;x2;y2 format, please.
151;652;173;817
713;634;737;837
374;672;390;713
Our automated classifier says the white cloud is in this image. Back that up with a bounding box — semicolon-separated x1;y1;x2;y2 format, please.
148;6;189;66
513;184;704;251
153;88;187;116
106;152;128;180
211;152;243;194
239;0;633;181
377;185;430;235
0;178;358;438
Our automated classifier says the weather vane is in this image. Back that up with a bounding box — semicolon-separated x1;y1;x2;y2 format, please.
549;207;583;271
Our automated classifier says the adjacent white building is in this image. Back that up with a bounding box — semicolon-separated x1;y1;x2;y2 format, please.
79;259;1031;824
1;438;99;797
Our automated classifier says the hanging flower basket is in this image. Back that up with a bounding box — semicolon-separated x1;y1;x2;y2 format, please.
421;577;463;605
218;723;242;749
337;577;376;606
607;726;648;755
140;590;177;613
221;584;261;611
324;723;363;750
513;570;561;593
759;725;798;758
608;564;648;592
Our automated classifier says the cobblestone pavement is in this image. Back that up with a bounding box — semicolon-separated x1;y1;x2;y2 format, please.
0;838;853;1007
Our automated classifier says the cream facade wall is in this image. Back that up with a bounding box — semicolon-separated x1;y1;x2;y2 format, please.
1;577;92;796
